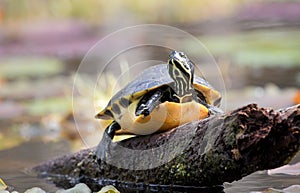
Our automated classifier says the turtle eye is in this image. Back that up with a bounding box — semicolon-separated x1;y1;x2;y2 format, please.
179;52;186;58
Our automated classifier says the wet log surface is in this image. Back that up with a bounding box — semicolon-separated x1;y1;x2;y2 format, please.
33;104;300;192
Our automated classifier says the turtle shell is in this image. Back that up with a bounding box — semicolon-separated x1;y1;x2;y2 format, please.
97;64;221;120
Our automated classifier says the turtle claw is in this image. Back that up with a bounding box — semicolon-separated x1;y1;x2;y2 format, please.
136;108;150;117
135;90;163;117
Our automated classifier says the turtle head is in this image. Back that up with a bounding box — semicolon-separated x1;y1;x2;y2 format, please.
168;51;195;100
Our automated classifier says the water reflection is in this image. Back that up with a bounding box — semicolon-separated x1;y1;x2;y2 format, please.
0;140;70;192
41;175;225;193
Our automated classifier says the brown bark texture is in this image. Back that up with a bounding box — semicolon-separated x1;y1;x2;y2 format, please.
33;104;300;192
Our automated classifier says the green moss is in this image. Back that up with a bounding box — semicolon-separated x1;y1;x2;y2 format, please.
223;119;242;147
162;155;190;184
169;163;187;178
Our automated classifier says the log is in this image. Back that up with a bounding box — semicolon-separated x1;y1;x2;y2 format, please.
33;104;300;192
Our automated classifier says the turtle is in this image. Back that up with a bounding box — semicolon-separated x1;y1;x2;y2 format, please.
95;50;222;159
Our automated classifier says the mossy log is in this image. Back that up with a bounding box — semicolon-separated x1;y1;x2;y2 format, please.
33;104;300;192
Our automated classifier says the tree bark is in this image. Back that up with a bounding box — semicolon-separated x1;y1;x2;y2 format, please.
33;104;300;191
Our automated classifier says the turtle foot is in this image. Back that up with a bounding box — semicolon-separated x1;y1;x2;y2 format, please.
95;133;112;163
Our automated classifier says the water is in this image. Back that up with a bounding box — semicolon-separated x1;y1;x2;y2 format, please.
0;140;70;192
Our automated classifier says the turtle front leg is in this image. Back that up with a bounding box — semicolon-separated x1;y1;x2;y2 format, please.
135;90;163;117
95;121;121;161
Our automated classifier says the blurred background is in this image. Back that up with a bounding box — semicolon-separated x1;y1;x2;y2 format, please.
0;0;299;192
